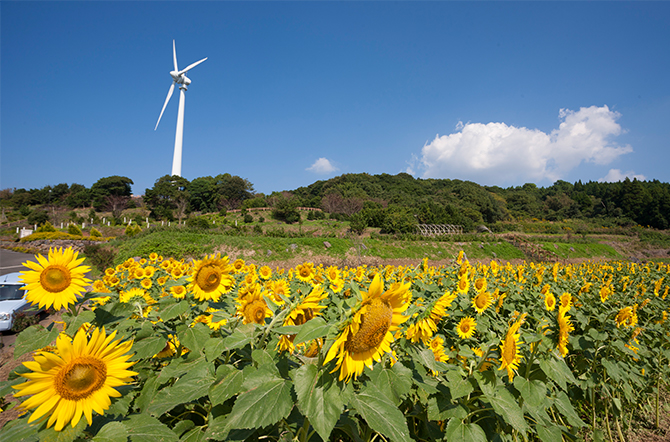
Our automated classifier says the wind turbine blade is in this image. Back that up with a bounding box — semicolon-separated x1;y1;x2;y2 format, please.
173;40;178;71
179;57;207;75
155;83;175;130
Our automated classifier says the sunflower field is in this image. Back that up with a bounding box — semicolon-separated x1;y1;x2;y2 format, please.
1;247;669;442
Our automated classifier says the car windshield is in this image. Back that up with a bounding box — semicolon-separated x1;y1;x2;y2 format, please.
0;285;26;301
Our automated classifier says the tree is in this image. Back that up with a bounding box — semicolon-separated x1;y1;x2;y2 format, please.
65;184;92;209
91;176;134;211
271;195;301;224
188;176;218;213
105;195;130;222
144;175;190;221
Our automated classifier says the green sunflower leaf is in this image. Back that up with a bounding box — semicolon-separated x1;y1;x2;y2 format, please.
224;376;293;431
158;299;190;321
291;364;344;442
13;324;59;359
483;386;529;437
60;309;95;337
148;360;215;416
124;414;178;442
209;365;244;405
554;391;587;428
92;422;128;442
294;316;330;345
350;382;412;442
0;417;39;442
444;419;487;442
130;335;167;360
178;323;211;355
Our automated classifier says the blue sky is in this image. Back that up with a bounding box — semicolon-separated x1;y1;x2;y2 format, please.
2;1;669;196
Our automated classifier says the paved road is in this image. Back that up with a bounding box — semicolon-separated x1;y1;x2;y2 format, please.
0;248;38;276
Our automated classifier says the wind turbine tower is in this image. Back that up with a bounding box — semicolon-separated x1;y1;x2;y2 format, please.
155;40;207;177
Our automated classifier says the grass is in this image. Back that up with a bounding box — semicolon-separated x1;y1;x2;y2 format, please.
539;242;622;260
107;229;529;266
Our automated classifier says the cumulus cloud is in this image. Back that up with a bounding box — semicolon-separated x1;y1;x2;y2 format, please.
306;157;338;174
414;105;632;185
598;169;646;183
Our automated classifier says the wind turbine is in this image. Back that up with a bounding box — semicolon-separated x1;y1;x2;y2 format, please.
155;40;207;177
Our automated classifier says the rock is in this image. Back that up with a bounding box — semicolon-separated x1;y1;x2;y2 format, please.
477;225;492;233
323;241;331;249
266;250;272;256
290;244;298;251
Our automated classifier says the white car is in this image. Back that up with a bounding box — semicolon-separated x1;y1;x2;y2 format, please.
0;272;35;332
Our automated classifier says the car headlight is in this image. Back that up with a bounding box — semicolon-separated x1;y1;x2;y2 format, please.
0;312;10;321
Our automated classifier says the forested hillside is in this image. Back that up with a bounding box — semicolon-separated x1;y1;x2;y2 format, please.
2;173;669;233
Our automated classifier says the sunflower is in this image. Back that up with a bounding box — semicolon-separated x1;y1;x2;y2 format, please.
232;258;246;273
498;313;527;381
187;253;235;302
258;265;273;280
19;247;91;311
170;285;187;299
429;336;449;373
456;317;477;339
600;285;611;303
615;306;638;328
472;291;493;315
489;260;499;276
295;263;316;283
330;277;345;294
13;327;136;431
92;280;110;293
324;275;411;382
559;293;572;311
544;292;556;311
456;275;470;295
557;306;574;357
474;277;487;293
237;286;273;325
278;286;328;353
407;291;457;343
154;334;182;358
140;278;152;290
326;266;341;282
119;287;155;304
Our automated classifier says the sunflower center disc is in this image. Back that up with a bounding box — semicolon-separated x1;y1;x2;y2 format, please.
40;265;72;293
197;266;221;292
345;298;393;354
56;357;107;400
245;300;267;324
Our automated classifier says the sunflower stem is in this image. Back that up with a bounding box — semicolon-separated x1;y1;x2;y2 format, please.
299;416;311;442
655;364;661;429
604;398;614;442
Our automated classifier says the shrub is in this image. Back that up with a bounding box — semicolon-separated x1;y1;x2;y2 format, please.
36;221;57;233
68;224;83;236
11;311;38;333
186;217;211;230
253;225;263;234
27;210;49;226
258;216;265;223
125;223;142;237
244;214;253;224
349;212;368;235
90;227;103;238
83;244;116;273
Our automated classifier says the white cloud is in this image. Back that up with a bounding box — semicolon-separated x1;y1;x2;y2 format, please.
598;169;646;183
416;105;633;185
306;157;338;174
